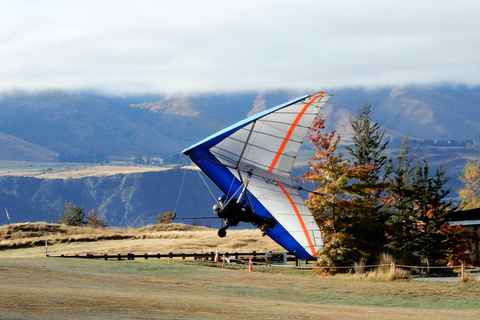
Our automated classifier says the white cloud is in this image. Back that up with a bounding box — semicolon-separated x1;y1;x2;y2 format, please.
1;0;479;94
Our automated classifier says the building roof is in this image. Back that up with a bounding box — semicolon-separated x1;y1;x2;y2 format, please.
450;208;480;226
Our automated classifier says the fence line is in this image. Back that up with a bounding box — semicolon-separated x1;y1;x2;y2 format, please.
51;252;480;272
52;251;311;264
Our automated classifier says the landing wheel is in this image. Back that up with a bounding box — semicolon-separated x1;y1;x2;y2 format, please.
218;227;227;237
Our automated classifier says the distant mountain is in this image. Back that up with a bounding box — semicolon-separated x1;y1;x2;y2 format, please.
0;132;57;161
325;85;480;141
129;95;236;148
0;85;479;161
0;91;182;158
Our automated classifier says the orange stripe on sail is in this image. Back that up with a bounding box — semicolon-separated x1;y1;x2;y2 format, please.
268;92;324;173
276;182;316;256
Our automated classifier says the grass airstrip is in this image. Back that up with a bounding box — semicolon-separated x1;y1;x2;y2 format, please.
1;222;480;320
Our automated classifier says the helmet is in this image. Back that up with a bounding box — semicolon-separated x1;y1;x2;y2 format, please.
218;194;227;201
213;204;220;214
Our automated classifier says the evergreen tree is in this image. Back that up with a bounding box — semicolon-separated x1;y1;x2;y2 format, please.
381;137;417;263
408;162;458;265
56;202;85;226
382;138;470;266
344;103;390;262
346;103;388;180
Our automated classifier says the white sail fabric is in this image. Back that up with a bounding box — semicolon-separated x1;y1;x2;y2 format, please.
211;93;330;178
210;92;331;257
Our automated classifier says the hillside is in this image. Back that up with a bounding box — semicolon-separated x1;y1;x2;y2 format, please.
0;167;223;227
0;91;182;157
0;132;58;161
1;86;480;161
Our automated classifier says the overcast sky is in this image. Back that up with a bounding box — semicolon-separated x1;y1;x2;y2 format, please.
1;1;479;95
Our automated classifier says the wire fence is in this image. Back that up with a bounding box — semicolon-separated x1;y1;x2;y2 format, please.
51;250;480;274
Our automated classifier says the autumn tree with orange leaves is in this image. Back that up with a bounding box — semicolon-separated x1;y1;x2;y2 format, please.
457;159;480;210
299;114;386;272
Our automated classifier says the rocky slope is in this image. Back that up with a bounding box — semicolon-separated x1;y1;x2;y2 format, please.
0;168;222;228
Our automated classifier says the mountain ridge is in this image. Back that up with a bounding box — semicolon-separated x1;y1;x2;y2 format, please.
1;86;479;161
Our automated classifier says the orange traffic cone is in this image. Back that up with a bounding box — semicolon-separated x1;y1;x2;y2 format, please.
248;258;253;272
168;258;171;264
215;248;219;263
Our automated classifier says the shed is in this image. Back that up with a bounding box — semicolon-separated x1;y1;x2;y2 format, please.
450;208;480;261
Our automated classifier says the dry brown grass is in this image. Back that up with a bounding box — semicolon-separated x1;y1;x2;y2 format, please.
366;253;412;281
0;222;285;257
0;163;171;179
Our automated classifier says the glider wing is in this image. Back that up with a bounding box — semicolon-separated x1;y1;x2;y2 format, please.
183;92;331;259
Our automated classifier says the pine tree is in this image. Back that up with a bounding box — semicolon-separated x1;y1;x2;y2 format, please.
346;103;388;180
382;138;470;266
381;137;418;263
409;161;457;265
344;103;390;262
57;202;85;226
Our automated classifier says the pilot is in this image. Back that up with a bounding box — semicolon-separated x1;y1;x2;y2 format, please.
213;194;275;237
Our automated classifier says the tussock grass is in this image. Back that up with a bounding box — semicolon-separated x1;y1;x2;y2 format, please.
0;222;209;250
459;270;480;282
365;265;412;281
0;222;285;257
326;253;412;281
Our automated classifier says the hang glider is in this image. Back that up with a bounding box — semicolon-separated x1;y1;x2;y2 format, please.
183;92;331;260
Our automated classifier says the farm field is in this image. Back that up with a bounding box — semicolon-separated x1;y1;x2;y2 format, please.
1;223;480;319
0;160;172;179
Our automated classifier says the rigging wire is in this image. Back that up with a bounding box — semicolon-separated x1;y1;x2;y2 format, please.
195;168;224;228
194;165;218;203
173;161;224;228
173;167;187;214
